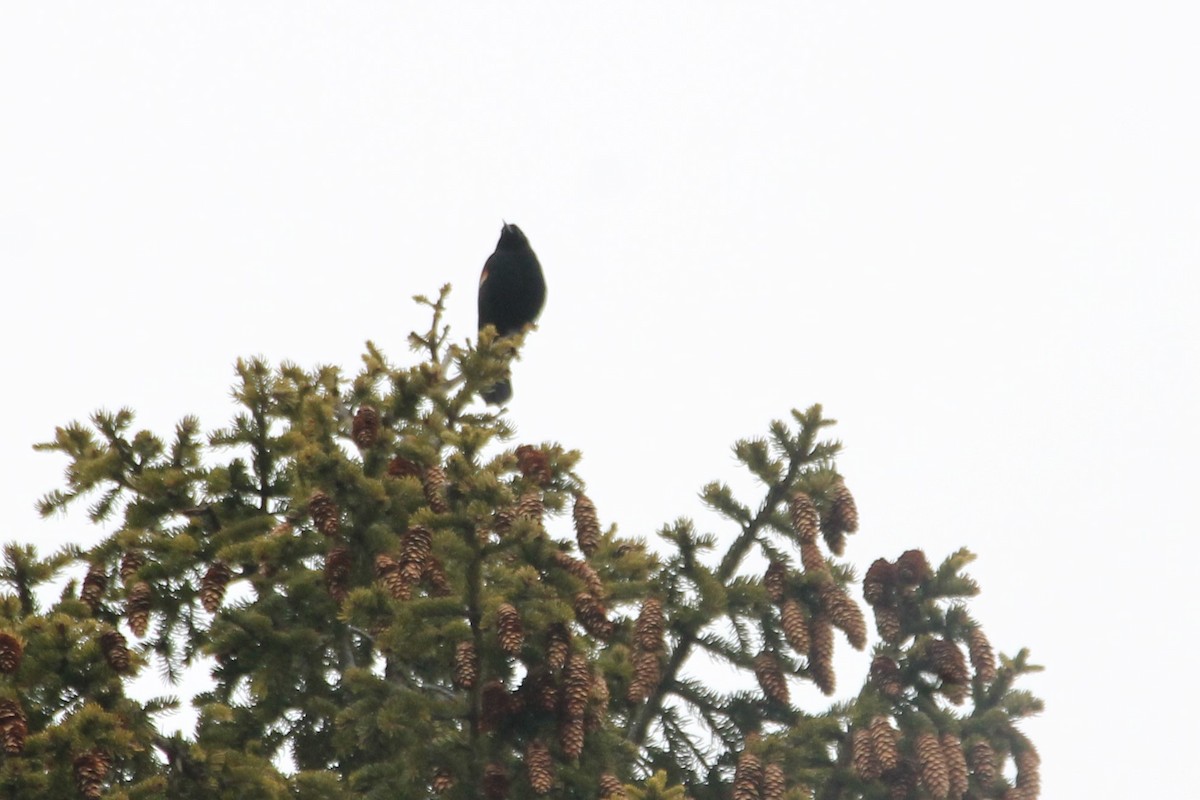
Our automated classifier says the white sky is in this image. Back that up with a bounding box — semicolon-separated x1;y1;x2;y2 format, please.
3;3;1198;795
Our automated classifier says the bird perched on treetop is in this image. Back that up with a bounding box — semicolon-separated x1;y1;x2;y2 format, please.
477;223;546;404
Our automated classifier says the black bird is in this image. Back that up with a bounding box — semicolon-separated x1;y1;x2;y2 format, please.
477;223;546;404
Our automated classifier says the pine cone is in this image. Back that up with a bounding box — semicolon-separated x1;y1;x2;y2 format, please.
873;605;903;644
554;551;604;597
559;715;585;759
635;597;665;653
483;762;509;800
851;727;881;780
453;641;479;689
480;679;511;731
599;774;627;799
868;717;901;773
627;649;660;703
780;599;809;654
100;630;131;673
754;651;790;706
967;739;997;786
808;615;836;695
573;592;614;640
400;526;433;582
0;699;27;755
387;456;422;480
869;655;903;699
492;507;516;537
520;668;559;714
81;566;107;612
352;405;381;448
73;749;110;800
514;491;544;530
496;603;525;656
0;632;22;674
799;541;826;575
572;493;601;556
545;623;571;671
126;581;152;637
375;554;411;600
563;653;591;718
525;739;555;794
789;492;820;543
941;733;969;799
862;558;896;606
820;584;867;650
928;639;970;686
119;550;144;585
915;731;950;799
423;465;450;513
764;561;788;605
324;546;351;605
423;556;452;597
308;490;340;537
734;751;764;800
825;480;859;534
431;769;454;794
886;761;918;800
201;562;233;613
1015;746;1041;799
895;549;932;585
967;627;997;684
587;673;610;730
516;444;553;486
763;763;786;800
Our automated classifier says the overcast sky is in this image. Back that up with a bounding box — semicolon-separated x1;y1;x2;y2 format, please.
3;3;1198;795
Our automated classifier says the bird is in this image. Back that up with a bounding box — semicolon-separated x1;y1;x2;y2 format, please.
477;223;546;404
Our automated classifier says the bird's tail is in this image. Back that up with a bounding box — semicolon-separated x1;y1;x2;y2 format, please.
482;378;513;405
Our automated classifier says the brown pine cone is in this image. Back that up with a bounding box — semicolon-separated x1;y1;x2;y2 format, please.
573;592;615;640
387;456;422;480
627;650;660;703
73;750;111;800
873;605;903;644
967;739;997;785
453;641;479;689
423;556;452;596
0;699;27;755
789;492;820;543
825;480;859;534
308;490;340;537
515;490;544;526
0;632;22;674
81;566;107;612
851;727;881;780
869;655;904;699
763;763;786;800
886;761;918;800
764;560;788;605
563;653;592;718
799;541;827;575
780;598;809;654
524;739;555;794
895;549;933;585
587;673;610;729
559;715;585;759
520;668;559;714
599;774;627;798
915;731;950;799
431;769;454;794
553;551;604;597
545;623;570;671
496;602;525;656
516;444;553;486
734;751;764;800
480;679;511;731
754;651;790;706
967;627;997;684
940;733;969;799
808;615;836;695
572;493;601;555
635;597;665;653
352;405;381;449
928;639;970;686
423;466;450;513
862;558;896;606
126;581;152;637
868;717;901;773
400;526;433;582
820;584;867;650
1015;745;1041;799
483;762;509;800
119;550;144;585
100;630;131;673
201;562;233;613
375;554;411;600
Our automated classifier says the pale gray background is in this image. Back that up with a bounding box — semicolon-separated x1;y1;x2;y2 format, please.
4;3;1198;795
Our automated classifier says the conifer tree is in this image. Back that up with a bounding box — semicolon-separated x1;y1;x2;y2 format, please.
6;286;1042;799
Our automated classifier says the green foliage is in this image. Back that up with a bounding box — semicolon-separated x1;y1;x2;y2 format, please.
4;286;1042;799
